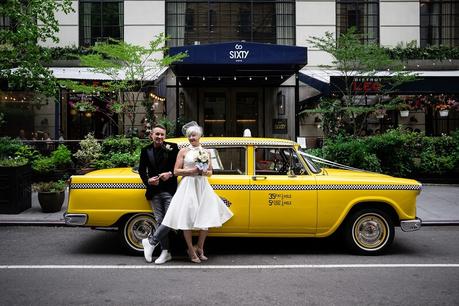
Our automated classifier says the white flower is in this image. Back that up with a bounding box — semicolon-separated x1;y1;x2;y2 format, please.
164;144;173;151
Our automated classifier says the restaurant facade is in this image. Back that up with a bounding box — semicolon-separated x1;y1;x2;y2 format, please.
0;0;457;143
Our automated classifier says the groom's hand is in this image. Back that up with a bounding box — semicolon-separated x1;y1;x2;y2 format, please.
148;176;160;186
159;171;173;181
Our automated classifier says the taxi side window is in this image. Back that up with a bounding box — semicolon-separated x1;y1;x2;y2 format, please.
209;147;246;175
255;147;306;175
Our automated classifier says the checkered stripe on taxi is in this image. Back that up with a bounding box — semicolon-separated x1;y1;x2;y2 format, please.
177;139;294;149
71;183;146;189
70;183;421;191
212;184;421;191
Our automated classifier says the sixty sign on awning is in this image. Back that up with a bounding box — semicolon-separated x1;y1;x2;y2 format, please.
169;41;308;85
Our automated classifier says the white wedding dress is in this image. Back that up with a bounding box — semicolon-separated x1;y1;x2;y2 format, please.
161;146;233;230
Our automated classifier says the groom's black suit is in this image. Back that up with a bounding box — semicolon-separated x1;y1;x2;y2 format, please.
138;141;179;200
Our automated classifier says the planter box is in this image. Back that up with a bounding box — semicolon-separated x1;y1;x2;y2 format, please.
0;164;32;214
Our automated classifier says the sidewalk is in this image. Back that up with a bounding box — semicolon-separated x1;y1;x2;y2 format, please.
0;185;458;225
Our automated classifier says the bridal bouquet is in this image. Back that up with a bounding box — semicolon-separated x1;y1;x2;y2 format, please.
195;148;209;171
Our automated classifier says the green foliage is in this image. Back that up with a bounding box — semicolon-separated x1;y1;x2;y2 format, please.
14;145;41;163
32;180;67;192
313;129;459;177
32;156;56;174
306;28;416;137
59;34;188;135
321;136;382;173
0;137;24;158
386;42;459;60
157;117;177;138
95;151;140;169
0;156;28;167
0;0;74;95
95;136;145;169
74;133;102;167
50;145;73;169
418;134;459;175
101;135;145;154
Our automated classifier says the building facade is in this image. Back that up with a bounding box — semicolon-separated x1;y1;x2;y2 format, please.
1;0;457;143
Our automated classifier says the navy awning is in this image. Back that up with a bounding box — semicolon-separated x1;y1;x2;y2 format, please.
169;42;307;85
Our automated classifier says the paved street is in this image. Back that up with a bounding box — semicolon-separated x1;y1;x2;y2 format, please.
0;226;458;305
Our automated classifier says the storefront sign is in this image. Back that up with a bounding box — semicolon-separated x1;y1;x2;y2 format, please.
272;119;288;134
331;76;386;94
351;77;383;93
229;44;250;62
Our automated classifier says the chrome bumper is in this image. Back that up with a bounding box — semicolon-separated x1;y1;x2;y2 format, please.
400;218;422;232
64;213;88;226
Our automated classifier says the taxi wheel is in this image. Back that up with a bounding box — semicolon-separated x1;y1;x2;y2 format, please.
344;209;394;255
119;213;157;254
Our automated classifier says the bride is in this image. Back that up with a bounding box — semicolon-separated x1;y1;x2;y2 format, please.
161;122;233;263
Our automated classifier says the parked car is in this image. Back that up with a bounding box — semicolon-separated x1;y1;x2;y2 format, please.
64;137;422;255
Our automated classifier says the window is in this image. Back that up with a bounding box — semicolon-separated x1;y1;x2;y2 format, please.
79;0;124;47
208;147;246;175
166;0;295;47
255;147;306;175
336;0;379;44
420;0;458;47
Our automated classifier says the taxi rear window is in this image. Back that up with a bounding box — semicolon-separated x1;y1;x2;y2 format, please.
207;147;246;175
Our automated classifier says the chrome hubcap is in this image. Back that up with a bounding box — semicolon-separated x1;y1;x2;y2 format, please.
126;215;156;250
353;213;388;250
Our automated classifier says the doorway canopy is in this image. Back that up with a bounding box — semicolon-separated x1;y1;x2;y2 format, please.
169;41;307;85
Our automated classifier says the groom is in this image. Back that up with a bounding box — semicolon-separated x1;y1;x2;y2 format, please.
138;124;178;264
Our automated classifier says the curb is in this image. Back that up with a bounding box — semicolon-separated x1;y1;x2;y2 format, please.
421;220;459;226
0;220;66;226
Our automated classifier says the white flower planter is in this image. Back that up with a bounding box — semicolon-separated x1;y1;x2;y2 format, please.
399;110;409;117
439;110;449;117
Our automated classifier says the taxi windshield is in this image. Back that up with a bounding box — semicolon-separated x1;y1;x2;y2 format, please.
297;149;322;174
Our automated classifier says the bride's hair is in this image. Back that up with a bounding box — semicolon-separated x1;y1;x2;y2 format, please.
186;125;203;137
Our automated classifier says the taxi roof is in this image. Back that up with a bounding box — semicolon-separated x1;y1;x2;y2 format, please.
166;137;297;148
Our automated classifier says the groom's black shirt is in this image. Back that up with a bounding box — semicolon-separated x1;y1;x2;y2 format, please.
138;141;179;200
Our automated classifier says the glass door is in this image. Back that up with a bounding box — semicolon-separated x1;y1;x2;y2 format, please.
203;92;227;137
202;89;260;137
235;92;258;137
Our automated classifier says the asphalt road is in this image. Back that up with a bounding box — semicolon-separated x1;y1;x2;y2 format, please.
0;226;458;305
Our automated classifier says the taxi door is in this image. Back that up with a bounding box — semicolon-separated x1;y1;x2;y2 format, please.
249;147;317;234
207;146;250;233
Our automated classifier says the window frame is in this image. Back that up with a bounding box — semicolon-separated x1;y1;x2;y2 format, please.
336;0;380;44
79;0;124;47
420;0;458;47
201;145;248;175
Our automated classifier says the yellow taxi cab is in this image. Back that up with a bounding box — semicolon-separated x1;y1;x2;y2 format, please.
64;137;422;255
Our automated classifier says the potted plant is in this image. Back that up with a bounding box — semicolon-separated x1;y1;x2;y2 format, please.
32;180;67;213
0;138;33;214
374;108;386;119
32;144;73;181
74;133;102;174
435;101;452;117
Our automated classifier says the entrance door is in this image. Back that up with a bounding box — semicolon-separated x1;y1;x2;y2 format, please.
202;89;261;137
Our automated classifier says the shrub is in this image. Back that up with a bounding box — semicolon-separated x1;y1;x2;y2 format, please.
0;137;24;158
314;129;459;178
321;136;382;172
50;145;72;169
74;133;102;167
101;135;147;154
0;156;28;167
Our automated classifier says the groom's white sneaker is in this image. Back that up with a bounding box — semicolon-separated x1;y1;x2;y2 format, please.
142;238;155;263
154;250;172;264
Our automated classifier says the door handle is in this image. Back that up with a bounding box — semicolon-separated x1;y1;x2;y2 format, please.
252;176;267;181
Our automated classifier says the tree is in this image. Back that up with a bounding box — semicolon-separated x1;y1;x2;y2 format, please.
0;0;73;96
59;34;187;137
302;29;416;137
